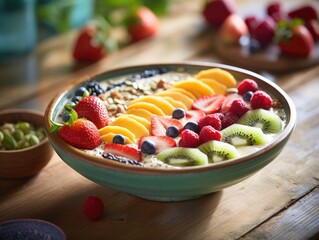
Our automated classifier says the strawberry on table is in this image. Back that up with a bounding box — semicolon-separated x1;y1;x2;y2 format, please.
288;4;318;22
305;20;319;42
219;14;248;44
104;143;141;161
192;95;225;114
203;0;236;27
82;195;104;221
276;19;314;57
75;95;109;129
128;6;159;42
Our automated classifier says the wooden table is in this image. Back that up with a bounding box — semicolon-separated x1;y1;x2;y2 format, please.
1;0;319;239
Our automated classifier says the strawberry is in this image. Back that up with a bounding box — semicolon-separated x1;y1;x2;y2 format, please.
199;126;222;144
192;95;225;114
75;95;109;129
104;143;141;161
305;20;319;41
82;195;104;221
266;1;286;22
73;18;117;62
178;129;200;148
253;17;276;46
151;116;183;136
203;0;236;27
288;5;318;22
276;20;314;57
185;110;206;123
138;136;176;153
128;6;159;42
219;14;248;44
58;119;101;150
221;93;242;113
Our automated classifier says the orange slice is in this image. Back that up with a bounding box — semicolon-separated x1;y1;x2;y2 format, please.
199;78;227;95
173;79;215;98
99;126;136;143
127;102;165;116
129;96;175;115
126;108;154;121
195;68;237;88
110;116;149;139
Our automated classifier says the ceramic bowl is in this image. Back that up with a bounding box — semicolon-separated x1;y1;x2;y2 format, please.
44;62;296;201
0;219;66;240
0;109;54;178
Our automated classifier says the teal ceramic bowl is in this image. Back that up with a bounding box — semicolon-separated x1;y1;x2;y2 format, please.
44;62;296;202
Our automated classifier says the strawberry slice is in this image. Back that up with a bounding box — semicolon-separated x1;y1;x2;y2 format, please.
185;110;206;123
138;136;176;153
151;116;183;136
192;95;225;114
104;143;141;161
221;93;242;113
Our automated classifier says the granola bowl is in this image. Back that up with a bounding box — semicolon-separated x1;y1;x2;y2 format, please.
44;62;296;201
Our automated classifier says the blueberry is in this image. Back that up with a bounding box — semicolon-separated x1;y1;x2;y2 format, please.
113;134;126;145
183;121;200;133
141;140;156;155
62;113;71;123
172;108;185;119
75;86;89;97
243;91;254;102
166;126;179;138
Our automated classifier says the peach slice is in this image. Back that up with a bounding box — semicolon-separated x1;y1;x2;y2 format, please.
162;96;187;110
199;78;227;95
99;126;136;143
126;108;154;121
156;91;193;109
127;102;165;116
195;68;236;88
101;132;134;144
129;96;175;115
173;79;215;98
110;116;149;139
166;88;196;100
125;114;151;131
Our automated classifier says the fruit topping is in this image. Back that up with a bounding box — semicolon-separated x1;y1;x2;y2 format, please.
151;116;183;136
130;96;175;115
198;113;222;130
99;125;136;144
195;68;237;88
199;126;222;144
166;126;180;138
104;143;141;161
112;134;126;145
237;79;259;95
183;121;200;133
156;147;208;167
192;95;225;114
138;136;176;154
243;91;254;102
227;98;249;117
198;140;240;163
82;196;104;221
250;90;273;110
173;79;215;98
237;109;283;134
178;129;200;148
221;124;269;147
221;112;239;129
172;108;186;120
185;110;206;123
75;95;109;129
109;116;149;139
128;102;165;116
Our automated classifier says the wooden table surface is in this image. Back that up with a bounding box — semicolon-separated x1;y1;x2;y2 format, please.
1;0;319;239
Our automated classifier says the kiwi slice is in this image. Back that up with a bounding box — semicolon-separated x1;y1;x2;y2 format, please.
199;140;240;163
237;109;283;134
221;124;269;146
156;147;208;167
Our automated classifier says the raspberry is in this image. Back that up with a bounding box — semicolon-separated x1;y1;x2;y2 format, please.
198;114;222;130
228;99;249;117
250;90;273;110
237;79;258;95
82;195;104;221
199;126;222;144
178;129;200;148
221;112;239;129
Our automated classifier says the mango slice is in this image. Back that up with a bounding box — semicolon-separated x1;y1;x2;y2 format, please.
126;108;154;121
199;78;227;95
173;79;215;98
162;96;187;110
195;68;236;88
156;91;193;109
129;96;175;115
127;102;165;116
110;116;149;139
99;126;136;143
101;132;134;144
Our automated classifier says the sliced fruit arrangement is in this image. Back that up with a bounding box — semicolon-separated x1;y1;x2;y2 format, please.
51;68;285;169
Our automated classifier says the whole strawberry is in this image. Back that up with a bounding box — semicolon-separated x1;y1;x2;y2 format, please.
59;118;101;150
82;195;104;221
75;95;109;129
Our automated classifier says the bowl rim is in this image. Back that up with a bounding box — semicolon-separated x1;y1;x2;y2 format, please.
44;61;296;175
0;108;49;153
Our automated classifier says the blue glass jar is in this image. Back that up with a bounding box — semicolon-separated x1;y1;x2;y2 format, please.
0;0;37;57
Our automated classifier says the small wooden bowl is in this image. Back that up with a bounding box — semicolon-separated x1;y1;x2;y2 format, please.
0;109;54;179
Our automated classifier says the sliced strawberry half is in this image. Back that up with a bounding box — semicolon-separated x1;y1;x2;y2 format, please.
151;116;183;136
192;94;225;114
104;143;141;161
185;110;206;123
138;136;176;153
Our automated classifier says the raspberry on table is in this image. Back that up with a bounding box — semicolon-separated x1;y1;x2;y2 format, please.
82;195;104;221
237;79;259;95
179;129;200;148
250;90;273;110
